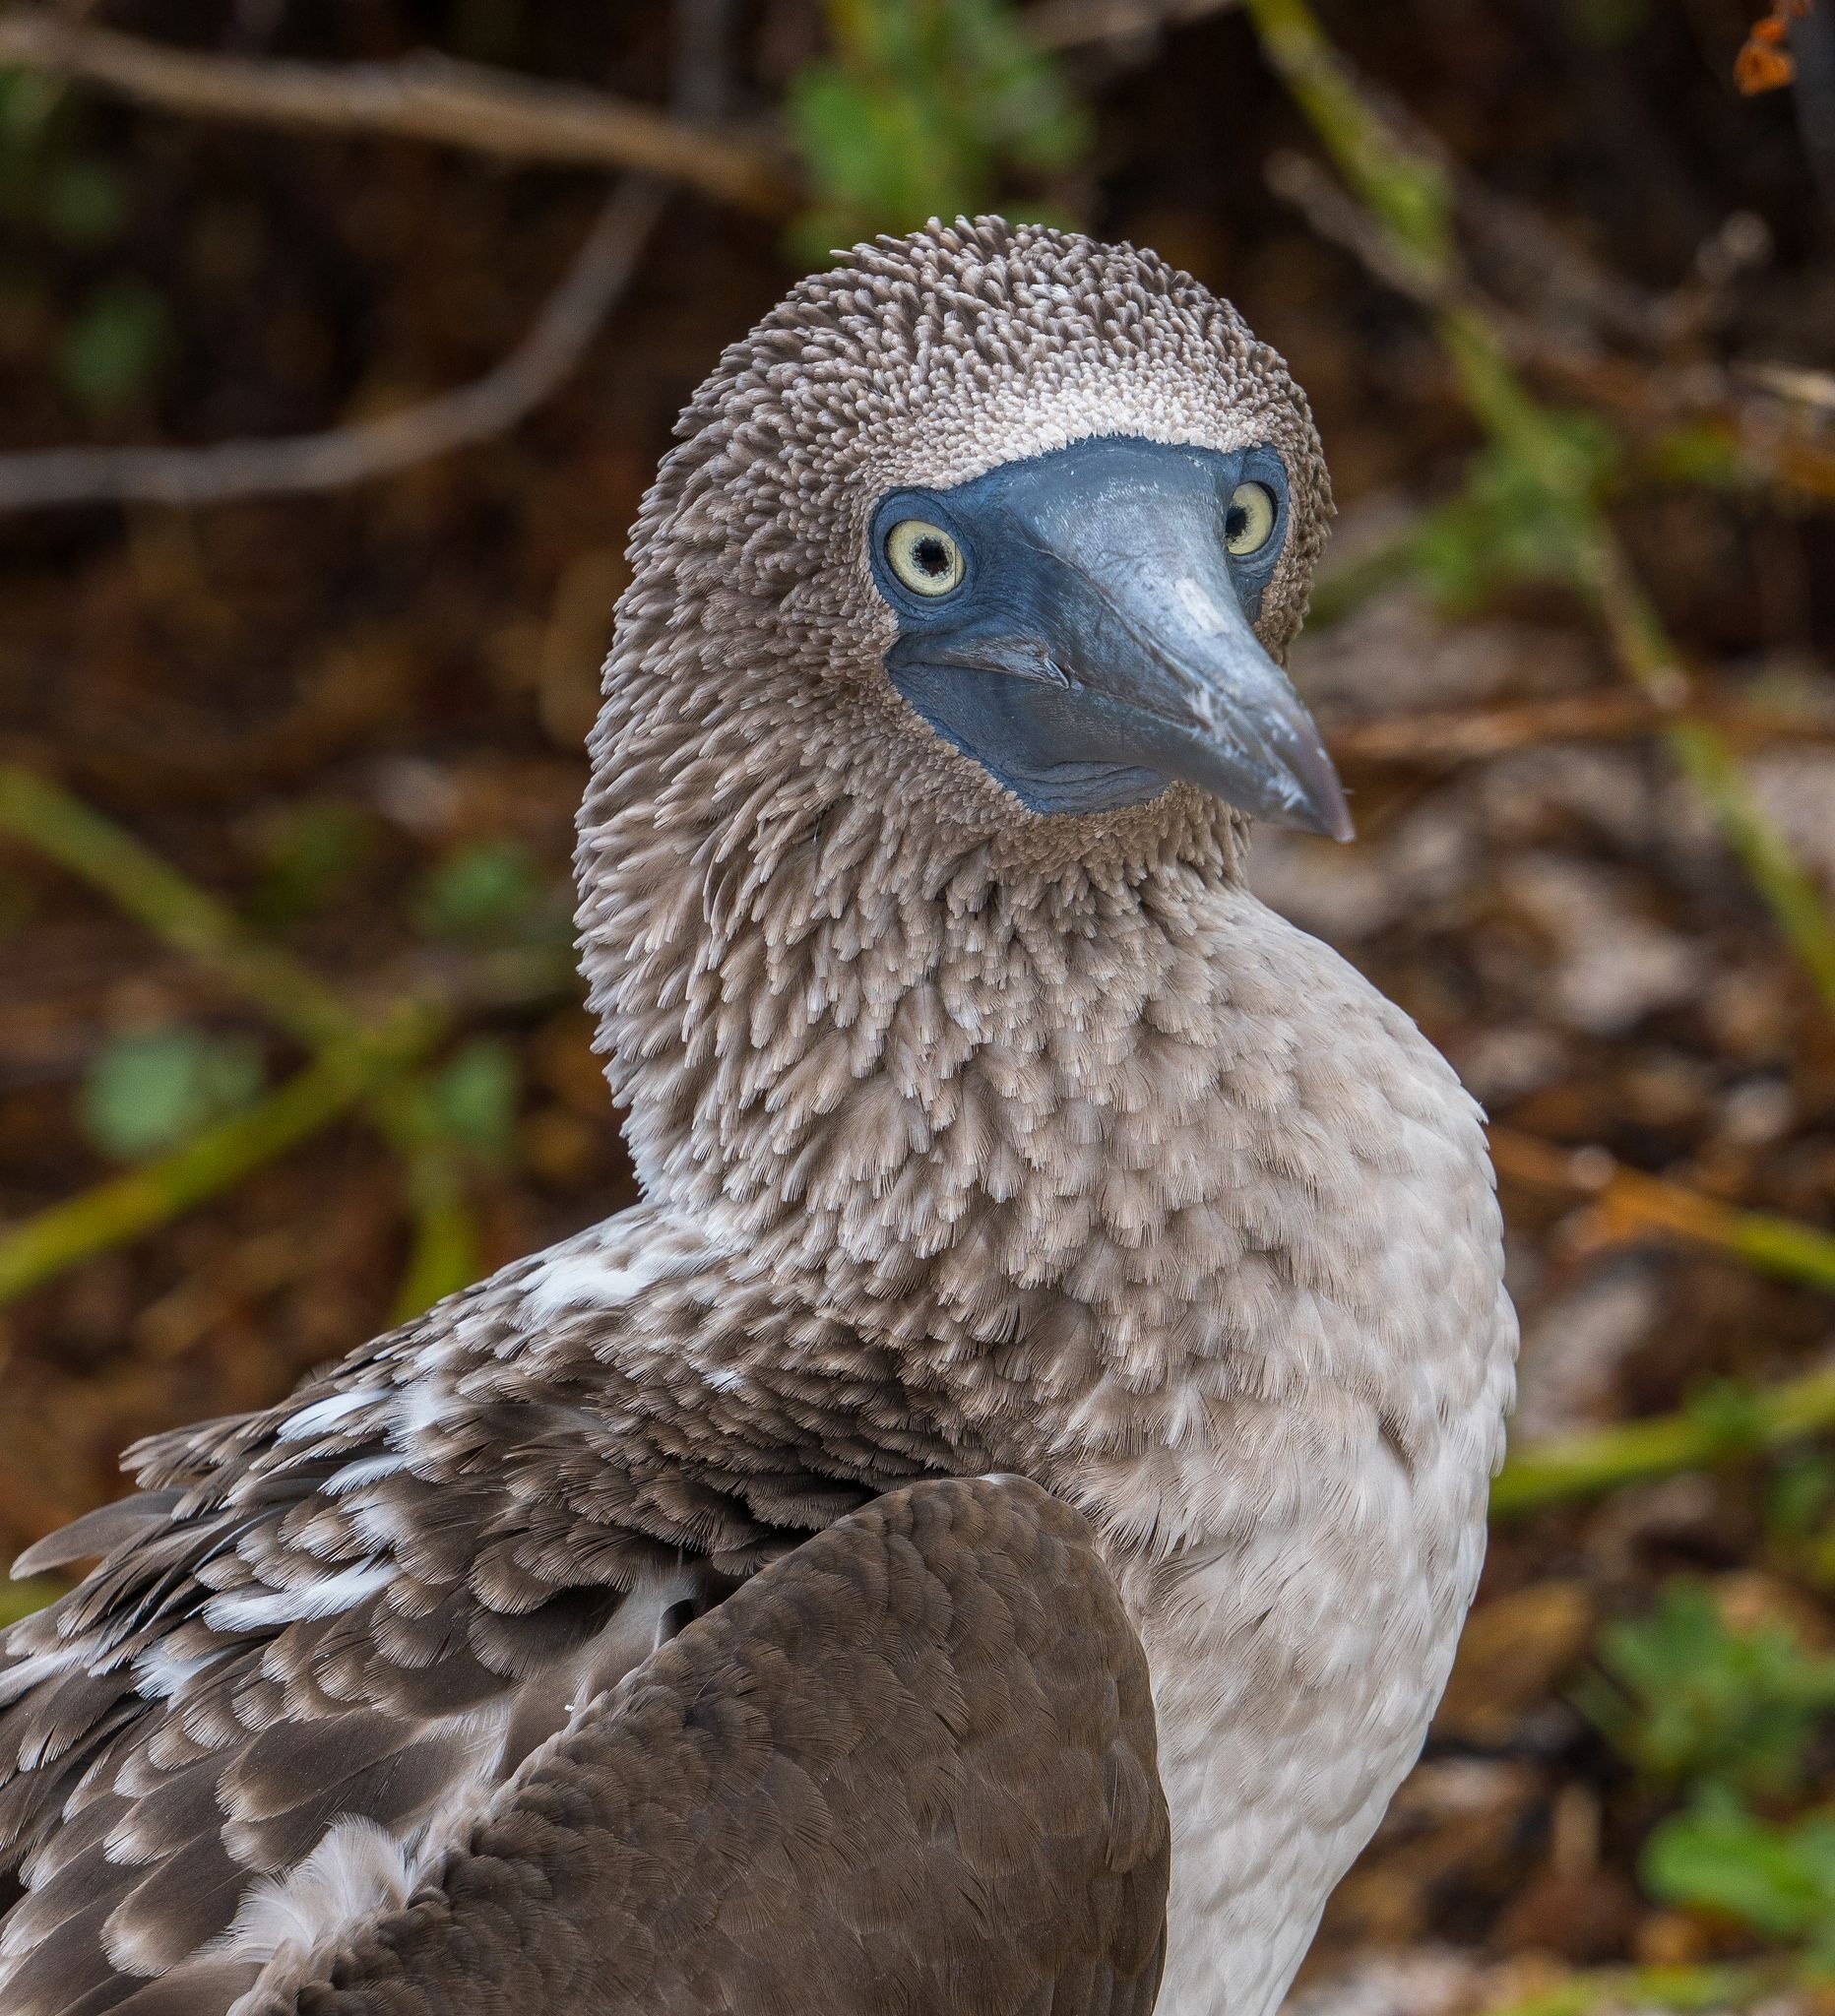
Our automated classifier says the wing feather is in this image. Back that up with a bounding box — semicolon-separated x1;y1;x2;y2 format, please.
263;1476;1169;2016
0;1219;1144;2016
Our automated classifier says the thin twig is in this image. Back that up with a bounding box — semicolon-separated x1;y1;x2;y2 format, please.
1488;1127;1835;1295
1025;0;1238;49
0;1011;441;1307
1326;690;1835;765
1267;147;1835;505
0;177;666;512
0;13;785;211
1329;694;1660;765
1740;357;1835;411
1493;1361;1835;1518
1245;0;1835;1028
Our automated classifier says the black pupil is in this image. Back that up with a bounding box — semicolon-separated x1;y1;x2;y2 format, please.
1225;503;1248;542
914;536;950;577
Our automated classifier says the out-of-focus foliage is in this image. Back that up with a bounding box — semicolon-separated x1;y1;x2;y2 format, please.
789;0;1090;255
1646;1795;1835;1972
412;838;560;948
80;1026;267;1163
1413;418;1621;610
416;1036;522;1166
246;801;380;931
1584;1581;1835;1975
2;0;1834;2007
0;72;167;415
1579;1581;1835;1799
58;279;171;413
1770;1454;1835;1588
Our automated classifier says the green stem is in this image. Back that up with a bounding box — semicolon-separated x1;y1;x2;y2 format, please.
389;1152;483;1322
1482;1962;1779;2016
1243;0;1835;1028
1493;1364;1835;1518
0;764;487;1314
0;1007;442;1307
1717;1203;1835;1292
0;763;356;1053
1666;719;1835;1022
0;1578;62;1627
1242;0;1454;267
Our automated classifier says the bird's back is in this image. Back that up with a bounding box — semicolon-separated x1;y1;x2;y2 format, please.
0;1212;1168;2015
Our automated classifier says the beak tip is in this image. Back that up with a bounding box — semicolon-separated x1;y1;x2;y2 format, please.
1287;798;1356;845
1287;760;1356;845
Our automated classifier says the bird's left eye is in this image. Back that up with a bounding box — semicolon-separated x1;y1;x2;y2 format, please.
1224;482;1278;558
886;520;966;597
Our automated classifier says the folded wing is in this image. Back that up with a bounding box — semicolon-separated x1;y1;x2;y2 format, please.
2;1291;1164;2016
253;1477;1169;2016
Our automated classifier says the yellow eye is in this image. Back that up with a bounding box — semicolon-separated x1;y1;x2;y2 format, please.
1225;482;1278;558
885;519;966;597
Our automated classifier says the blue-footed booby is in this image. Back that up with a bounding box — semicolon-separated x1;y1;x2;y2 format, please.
0;218;1515;2016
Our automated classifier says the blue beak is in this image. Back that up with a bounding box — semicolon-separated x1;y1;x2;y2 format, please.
879;436;1353;840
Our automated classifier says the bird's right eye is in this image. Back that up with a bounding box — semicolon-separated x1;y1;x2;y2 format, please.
885;520;966;598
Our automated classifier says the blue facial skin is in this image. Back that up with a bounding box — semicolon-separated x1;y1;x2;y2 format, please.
870;435;1352;839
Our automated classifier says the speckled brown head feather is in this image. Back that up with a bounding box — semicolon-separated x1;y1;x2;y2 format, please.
578;217;1336;1228
3;219;1512;2016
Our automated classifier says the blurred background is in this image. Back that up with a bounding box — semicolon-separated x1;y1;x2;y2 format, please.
1;0;1834;2007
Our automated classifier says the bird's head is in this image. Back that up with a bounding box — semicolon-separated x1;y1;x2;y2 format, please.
580;220;1347;1207
591;217;1347;879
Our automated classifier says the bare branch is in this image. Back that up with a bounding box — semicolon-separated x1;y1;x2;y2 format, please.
1266;148;1835;503
0;12;786;213
0;176;665;512
1026;0;1238;50
1325;690;1835;768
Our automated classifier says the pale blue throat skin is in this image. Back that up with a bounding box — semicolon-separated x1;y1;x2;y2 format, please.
872;434;1354;839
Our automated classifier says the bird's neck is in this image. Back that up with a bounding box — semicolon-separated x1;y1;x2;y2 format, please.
577;705;1498;1477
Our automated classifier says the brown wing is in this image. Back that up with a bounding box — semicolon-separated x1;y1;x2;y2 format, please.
0;1336;890;2016
244;1475;1167;2016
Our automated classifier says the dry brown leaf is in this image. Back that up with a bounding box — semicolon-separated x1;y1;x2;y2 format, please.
1737;0;1813;93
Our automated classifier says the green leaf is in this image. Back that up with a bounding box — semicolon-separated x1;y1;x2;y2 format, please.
411;839;548;946
80;1027;267;1164
1578;1579;1835;1800
58;279;171;412
40;158;125;246
1649;420;1746;491
1683;1378;1769;1458
248;799;379;929
1645;1792;1835;1945
422;1039;521;1164
788;0;1092;256
0;69;65;154
1412;413;1619;609
1564;0;1650;48
1769;1452;1835;1545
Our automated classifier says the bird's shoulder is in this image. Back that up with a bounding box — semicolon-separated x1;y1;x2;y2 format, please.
0;1205;986;2016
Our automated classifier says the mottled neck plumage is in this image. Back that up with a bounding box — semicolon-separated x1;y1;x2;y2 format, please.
571;218;1493;1480
578;653;1240;1292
